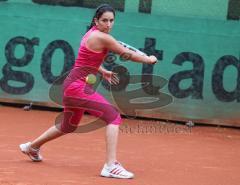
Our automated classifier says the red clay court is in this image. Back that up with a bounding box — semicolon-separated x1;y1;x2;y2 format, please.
0;106;240;185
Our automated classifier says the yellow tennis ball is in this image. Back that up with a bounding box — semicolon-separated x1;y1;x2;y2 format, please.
86;74;96;84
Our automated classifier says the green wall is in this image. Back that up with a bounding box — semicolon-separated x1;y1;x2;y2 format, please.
0;0;240;126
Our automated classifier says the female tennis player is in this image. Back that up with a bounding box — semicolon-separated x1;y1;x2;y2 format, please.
19;4;157;179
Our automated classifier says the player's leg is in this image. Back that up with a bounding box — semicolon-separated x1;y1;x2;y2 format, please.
87;108;120;165
84;92;134;179
31;107;84;147
19;107;84;161
19;126;63;162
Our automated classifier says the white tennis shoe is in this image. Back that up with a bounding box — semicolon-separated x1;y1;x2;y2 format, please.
19;142;42;162
100;161;134;179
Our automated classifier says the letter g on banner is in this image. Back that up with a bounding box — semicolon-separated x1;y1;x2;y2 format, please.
0;36;38;94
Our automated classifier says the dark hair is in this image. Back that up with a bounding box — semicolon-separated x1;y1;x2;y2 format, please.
87;4;115;31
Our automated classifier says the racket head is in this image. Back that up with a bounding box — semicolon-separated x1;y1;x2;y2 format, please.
118;41;146;56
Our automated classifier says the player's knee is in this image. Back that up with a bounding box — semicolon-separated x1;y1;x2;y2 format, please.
108;113;122;125
60;123;78;133
57;111;81;133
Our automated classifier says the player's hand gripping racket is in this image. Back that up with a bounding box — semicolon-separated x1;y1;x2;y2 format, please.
118;41;157;64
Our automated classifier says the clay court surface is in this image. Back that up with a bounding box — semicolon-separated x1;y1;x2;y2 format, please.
0;106;240;185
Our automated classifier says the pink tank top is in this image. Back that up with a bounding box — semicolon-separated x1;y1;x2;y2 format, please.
74;26;108;75
63;26;108;90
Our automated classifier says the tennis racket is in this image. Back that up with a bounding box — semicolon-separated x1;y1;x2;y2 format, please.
118;41;146;56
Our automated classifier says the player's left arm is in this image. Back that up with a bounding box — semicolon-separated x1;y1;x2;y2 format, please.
98;32;156;64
